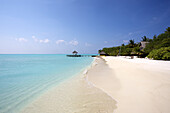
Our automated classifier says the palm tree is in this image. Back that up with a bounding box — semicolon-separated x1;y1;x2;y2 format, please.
165;27;170;33
129;39;135;44
142;36;148;41
165;27;170;38
153;35;157;40
129;39;135;48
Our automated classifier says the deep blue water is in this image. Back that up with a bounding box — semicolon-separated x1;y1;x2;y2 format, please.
0;54;94;113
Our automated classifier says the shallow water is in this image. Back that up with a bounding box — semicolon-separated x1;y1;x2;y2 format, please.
21;63;116;113
0;54;94;113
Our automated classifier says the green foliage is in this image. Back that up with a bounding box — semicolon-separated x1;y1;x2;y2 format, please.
98;49;102;53
120;47;132;56
128;39;135;48
142;36;147;41
153;35;157;40
162;52;170;60
129;39;135;45
101;47;119;56
144;28;170;54
99;27;170;60
165;27;170;34
161;38;170;47
121;44;125;46
133;47;140;53
147;47;170;60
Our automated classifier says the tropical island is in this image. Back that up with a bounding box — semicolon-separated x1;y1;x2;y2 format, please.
99;27;170;60
1;0;170;113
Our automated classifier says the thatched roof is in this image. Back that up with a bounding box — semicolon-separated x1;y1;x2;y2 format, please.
99;51;106;55
72;51;78;54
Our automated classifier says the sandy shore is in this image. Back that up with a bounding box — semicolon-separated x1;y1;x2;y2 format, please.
20;63;116;113
21;56;170;113
88;56;170;113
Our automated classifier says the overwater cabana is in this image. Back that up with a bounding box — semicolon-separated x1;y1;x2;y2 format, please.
67;51;97;57
72;50;78;55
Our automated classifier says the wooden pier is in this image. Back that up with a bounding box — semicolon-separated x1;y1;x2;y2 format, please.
66;55;97;57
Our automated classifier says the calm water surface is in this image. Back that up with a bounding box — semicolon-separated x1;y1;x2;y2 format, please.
0;54;94;113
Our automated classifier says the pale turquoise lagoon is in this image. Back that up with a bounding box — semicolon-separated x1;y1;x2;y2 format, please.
0;54;94;113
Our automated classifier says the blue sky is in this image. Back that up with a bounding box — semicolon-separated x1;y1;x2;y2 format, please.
0;0;170;54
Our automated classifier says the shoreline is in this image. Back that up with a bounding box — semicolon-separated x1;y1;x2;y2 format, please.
20;56;170;113
84;57;119;105
20;57;117;113
88;56;170;113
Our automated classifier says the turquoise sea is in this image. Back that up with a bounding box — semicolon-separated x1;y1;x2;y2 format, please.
0;54;94;113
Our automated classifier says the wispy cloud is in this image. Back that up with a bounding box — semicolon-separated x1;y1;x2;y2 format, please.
128;32;133;36
123;40;129;43
15;38;28;42
32;36;38;42
128;31;142;36
40;39;49;43
56;40;65;44
69;40;78;46
32;36;49;43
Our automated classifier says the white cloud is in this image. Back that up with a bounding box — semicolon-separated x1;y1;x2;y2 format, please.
32;36;49;43
69;40;78;46
43;39;49;43
39;40;43;43
15;38;28;42
56;40;65;44
39;39;49;43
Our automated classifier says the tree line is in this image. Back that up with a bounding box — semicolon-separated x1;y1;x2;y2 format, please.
99;27;170;60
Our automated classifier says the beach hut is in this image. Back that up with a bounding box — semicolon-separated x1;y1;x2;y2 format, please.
140;41;149;50
72;50;78;55
99;51;108;56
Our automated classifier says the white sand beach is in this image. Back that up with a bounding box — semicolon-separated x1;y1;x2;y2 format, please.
88;56;170;113
21;56;170;113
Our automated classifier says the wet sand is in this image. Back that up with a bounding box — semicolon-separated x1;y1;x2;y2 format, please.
21;61;117;113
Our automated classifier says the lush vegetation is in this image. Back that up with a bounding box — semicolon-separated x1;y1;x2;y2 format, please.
99;27;170;60
147;47;170;60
